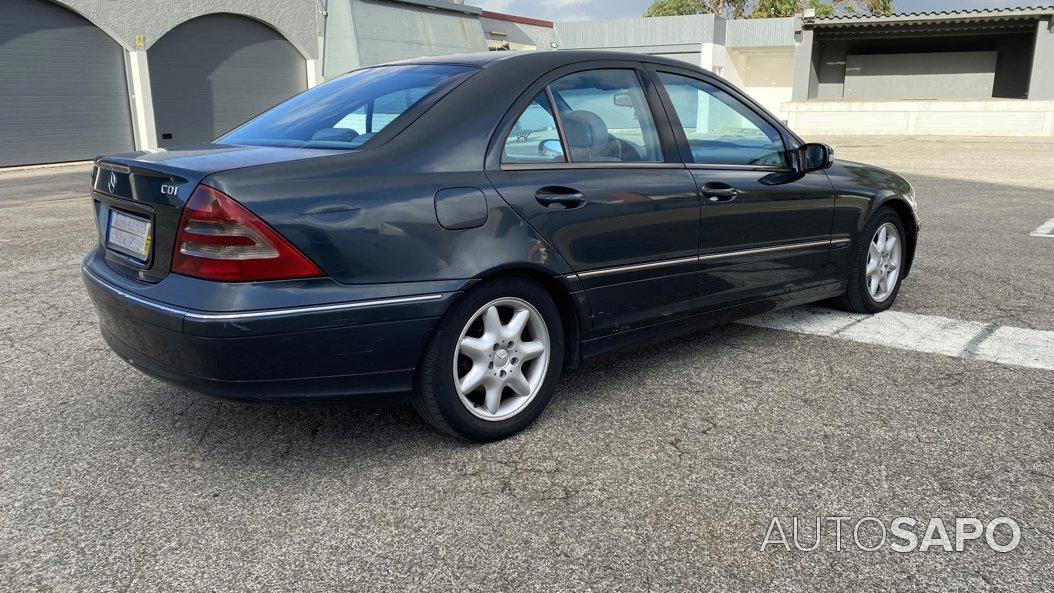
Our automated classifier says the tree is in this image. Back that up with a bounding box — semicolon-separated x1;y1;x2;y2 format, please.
646;0;895;19
865;0;895;16
644;0;707;17
644;0;749;19
810;0;837;17
750;0;835;18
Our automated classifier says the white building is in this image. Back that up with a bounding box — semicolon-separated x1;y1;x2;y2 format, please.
543;7;1054;137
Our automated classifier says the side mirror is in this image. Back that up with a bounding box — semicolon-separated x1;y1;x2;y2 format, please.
797;142;833;172
538;139;564;157
613;92;634;108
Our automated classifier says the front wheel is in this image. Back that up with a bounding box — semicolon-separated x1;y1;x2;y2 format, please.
837;207;906;314
411;276;564;441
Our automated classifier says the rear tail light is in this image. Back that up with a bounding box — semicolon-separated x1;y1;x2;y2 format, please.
171;184;323;282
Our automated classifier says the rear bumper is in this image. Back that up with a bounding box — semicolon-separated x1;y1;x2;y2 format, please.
82;250;462;401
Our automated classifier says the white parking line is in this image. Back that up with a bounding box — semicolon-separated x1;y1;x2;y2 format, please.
1031;216;1054;238
738;307;1054;371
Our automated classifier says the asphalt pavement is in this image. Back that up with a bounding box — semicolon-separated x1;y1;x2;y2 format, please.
1;137;1052;591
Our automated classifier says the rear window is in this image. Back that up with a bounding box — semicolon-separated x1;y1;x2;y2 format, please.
220;64;476;150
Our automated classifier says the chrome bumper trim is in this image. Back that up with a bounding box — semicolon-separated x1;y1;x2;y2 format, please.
82;266;444;321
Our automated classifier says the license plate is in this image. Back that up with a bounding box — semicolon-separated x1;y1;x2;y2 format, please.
106;209;152;261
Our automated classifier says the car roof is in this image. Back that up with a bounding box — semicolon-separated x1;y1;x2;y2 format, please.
385;50;712;73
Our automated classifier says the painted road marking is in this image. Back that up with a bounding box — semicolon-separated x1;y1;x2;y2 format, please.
1031;216;1054;238
739;307;1054;371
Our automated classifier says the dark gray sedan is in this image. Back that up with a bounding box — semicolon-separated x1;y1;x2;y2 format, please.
83;50;919;441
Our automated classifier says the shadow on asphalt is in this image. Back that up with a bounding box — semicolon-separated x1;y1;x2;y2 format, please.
120;324;751;460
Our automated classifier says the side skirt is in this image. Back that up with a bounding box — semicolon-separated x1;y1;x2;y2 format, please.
578;281;847;362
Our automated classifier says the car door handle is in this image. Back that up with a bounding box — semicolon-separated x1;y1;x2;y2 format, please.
536;186;586;209
702;184;739;202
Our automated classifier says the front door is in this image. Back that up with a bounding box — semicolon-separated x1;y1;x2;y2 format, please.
649;67;836;310
487;65;700;336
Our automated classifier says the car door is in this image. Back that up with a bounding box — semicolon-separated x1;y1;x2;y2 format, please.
486;62;700;337
647;66;837;310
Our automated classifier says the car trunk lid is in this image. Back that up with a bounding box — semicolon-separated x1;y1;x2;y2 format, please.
91;144;345;283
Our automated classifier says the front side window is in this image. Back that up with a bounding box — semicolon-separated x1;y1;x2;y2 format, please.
221;64;475;149
548;69;663;163
502;92;565;164
657;72;786;167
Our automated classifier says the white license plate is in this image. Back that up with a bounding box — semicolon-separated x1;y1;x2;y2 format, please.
106;209;152;261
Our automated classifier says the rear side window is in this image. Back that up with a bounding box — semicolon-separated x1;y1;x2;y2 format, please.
502;93;565;164
549;69;663;163
221;64;475;149
657;72;786;167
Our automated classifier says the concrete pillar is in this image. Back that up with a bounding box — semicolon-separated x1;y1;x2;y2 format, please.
306;59;323;88
322;0;361;78
1027;17;1054;100
125;50;157;150
791;28;815;101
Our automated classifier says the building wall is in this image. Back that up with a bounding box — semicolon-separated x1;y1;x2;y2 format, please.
843;51;998;100
324;0;487;77
814;40;847;99
1029;17;1054;100
727;48;794;119
809;33;1036;101
555;14;715;51
785;99;1054;136
552;15;798;119
480;16;556;50
725;17;796;48
53;0;319;57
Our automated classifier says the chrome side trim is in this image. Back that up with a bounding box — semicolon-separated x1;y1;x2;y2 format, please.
82;266;444;321
570;239;839;279
699;240;832;262
500;162;686;171
830;238;852;248
685;163;790;173
577;256;698;279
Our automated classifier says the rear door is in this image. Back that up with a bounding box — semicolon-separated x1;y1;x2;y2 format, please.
647;65;836;310
486;61;700;337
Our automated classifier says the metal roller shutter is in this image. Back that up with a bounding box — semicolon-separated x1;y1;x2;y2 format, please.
148;14;307;147
0;0;134;167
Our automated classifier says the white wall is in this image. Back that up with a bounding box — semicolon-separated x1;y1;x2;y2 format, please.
726;47;793;120
784;99;1054;136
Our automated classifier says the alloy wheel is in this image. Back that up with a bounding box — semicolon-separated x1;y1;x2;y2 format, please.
866;222;902;302
453;297;550;421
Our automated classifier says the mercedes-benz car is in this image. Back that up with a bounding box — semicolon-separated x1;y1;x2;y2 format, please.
83;51;918;441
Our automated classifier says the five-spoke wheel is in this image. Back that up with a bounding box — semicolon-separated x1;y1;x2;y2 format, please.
866;222;902;303
837;207;907;314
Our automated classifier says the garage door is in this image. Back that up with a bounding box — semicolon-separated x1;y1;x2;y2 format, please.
0;0;134;167
149;14;307;147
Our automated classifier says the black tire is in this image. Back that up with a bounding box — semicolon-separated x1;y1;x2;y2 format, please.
836;207;906;314
411;275;564;442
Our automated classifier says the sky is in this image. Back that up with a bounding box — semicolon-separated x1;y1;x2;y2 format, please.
472;0;1038;23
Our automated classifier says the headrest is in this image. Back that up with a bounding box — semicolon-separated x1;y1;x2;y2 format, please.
310;127;359;142
562;110;609;152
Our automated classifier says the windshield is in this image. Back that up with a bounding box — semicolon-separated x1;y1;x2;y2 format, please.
220;64;476;150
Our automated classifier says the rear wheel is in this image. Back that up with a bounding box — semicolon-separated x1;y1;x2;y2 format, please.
837;207;905;313
412;276;564;441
